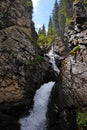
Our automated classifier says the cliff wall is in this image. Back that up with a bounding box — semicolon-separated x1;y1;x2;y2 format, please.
47;1;87;130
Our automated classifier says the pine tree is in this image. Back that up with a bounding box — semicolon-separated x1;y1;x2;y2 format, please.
47;16;54;36
37;25;47;47
52;0;59;36
58;0;66;37
38;28;42;34
58;0;73;37
42;24;46;36
58;14;66;39
38;25;46;35
58;0;73;24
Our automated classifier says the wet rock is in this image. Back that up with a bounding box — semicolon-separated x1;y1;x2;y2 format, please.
49;37;67;67
47;75;78;130
0;112;20;130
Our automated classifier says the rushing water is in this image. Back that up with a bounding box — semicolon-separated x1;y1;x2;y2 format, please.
19;47;59;130
46;46;60;74
19;82;55;130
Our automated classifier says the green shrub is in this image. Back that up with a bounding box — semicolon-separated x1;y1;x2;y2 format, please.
73;0;79;3
66;18;72;25
28;55;45;65
77;112;87;130
26;1;32;7
69;45;80;55
36;55;45;62
84;0;87;4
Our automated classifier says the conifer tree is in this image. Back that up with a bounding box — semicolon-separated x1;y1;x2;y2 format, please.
58;0;73;37
58;0;73;24
52;0;59;36
47;16;54;36
38;28;42;34
37;25;47;47
58;0;66;37
42;24;46;36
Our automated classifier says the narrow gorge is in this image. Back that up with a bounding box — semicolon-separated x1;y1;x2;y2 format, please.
0;0;87;130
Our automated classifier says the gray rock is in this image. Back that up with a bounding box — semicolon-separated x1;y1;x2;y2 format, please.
47;1;87;130
0;0;56;116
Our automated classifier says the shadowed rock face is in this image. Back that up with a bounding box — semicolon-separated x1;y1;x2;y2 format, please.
0;0;57;128
0;0;31;27
0;0;37;39
0;27;55;110
47;1;87;130
0;0;56;117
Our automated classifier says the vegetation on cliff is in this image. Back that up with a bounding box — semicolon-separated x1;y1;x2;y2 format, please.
77;112;87;130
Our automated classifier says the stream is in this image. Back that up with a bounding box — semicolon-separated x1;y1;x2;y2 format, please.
19;82;55;130
19;47;60;130
47;46;60;74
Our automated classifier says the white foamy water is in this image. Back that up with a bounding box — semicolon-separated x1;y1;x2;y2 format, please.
47;47;60;74
19;81;55;130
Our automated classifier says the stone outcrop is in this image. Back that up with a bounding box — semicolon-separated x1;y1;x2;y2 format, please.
0;0;37;40
0;0;57;129
49;37;67;67
0;0;56;117
47;1;87;130
53;37;67;56
61;1;87;108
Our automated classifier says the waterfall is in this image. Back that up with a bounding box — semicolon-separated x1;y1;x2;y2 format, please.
19;82;55;130
45;46;60;74
19;47;59;130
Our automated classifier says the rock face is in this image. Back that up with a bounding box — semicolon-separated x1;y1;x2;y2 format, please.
47;1;87;130
49;37;67;67
0;0;37;39
62;1;87;107
0;0;56;117
53;37;66;56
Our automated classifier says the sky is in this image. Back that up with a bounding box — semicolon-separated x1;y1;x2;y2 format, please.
32;0;59;31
